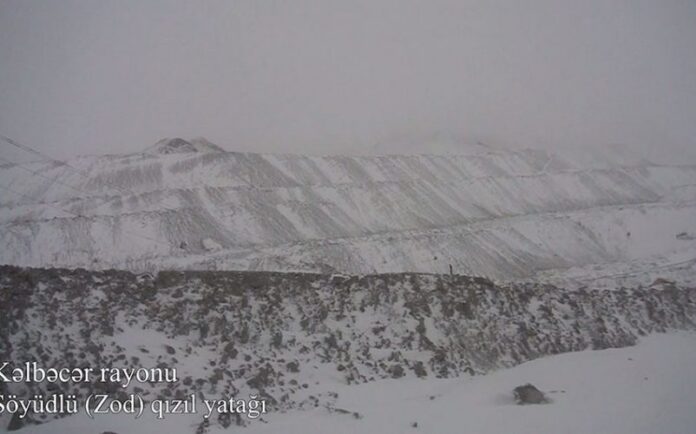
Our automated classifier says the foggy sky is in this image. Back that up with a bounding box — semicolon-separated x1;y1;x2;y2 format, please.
0;0;695;159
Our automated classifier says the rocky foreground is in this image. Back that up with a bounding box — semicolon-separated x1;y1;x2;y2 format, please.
1;266;695;431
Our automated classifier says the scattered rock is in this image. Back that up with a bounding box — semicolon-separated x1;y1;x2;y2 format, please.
676;232;696;241
513;383;548;404
1;266;694;431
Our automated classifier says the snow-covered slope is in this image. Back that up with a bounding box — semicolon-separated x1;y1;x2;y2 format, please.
1;266;695;432
242;333;696;434
16;333;696;434
0;139;695;287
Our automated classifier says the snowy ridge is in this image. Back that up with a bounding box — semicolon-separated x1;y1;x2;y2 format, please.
0;139;695;287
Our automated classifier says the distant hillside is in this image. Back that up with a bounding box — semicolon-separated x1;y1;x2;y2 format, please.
0;138;695;288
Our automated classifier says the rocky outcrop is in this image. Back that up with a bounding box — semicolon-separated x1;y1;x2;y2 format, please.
144;137;226;155
0;266;695;430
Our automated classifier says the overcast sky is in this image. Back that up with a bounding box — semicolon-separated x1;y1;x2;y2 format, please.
0;0;695;158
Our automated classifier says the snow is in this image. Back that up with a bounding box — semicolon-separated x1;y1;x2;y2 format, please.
1;139;695;287
201;237;222;251
2;138;696;433
12;332;696;434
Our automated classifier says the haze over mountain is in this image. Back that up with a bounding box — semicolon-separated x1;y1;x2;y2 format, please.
1;1;695;160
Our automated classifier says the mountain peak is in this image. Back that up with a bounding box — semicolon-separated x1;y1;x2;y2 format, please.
145;137;225;155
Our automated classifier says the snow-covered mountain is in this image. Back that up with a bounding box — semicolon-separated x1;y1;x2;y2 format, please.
0;138;695;288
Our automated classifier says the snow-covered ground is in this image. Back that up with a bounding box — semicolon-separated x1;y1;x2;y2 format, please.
14;332;696;434
245;333;696;434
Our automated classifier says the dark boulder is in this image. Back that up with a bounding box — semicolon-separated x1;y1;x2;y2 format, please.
513;383;548;404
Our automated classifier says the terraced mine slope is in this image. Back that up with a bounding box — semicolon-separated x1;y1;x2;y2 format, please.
1;138;695;287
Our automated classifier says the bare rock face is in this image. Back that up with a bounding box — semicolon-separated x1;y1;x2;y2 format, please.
144;137;226;154
149;138;199;154
513;383;548;404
